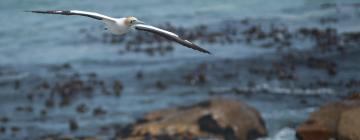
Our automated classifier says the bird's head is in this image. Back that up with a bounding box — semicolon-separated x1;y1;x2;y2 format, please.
125;16;144;27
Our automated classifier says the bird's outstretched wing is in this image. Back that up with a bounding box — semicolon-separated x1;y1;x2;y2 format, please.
26;10;116;22
134;24;211;54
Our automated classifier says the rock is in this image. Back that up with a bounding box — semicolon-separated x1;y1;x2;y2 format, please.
40;109;47;117
338;107;360;140
113;80;123;96
296;102;346;140
93;107;107;117
69;119;79;131
76;103;88;114
119;99;267;140
0;116;9;124
11;126;20;134
45;99;55;108
135;71;144;80
296;95;360;140
154;81;166;90
346;93;360;100
0;127;5;133
41;135;101;140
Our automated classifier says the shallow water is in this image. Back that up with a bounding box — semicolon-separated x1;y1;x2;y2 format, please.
0;0;360;139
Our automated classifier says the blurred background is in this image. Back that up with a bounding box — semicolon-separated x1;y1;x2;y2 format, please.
0;0;359;139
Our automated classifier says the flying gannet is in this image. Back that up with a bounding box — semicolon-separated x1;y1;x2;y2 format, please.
27;10;211;54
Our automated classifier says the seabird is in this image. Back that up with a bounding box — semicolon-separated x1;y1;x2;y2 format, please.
26;10;211;54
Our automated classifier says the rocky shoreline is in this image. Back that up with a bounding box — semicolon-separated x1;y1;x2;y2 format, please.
296;93;360;140
39;94;360;140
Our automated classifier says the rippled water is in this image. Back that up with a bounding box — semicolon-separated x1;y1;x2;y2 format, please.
0;0;359;139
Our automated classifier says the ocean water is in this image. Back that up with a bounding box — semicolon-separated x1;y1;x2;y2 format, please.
0;0;359;139
1;0;359;65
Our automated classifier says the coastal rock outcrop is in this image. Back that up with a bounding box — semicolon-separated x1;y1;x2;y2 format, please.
338;107;360;140
118;99;267;140
296;93;360;140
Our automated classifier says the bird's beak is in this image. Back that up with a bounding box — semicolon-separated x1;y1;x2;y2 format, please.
135;20;145;24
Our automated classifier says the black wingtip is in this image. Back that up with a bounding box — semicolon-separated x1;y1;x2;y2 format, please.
24;10;34;13
196;47;212;55
202;50;212;55
25;10;39;12
190;42;212;54
25;10;64;14
25;10;47;13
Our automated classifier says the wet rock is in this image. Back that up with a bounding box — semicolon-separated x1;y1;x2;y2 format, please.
135;71;144;80
113;80;123;96
11;126;20;134
306;57;337;76
0;127;5;134
296;95;360;140
69;119;79;132
40;81;50;90
41;135;101;140
346;93;360;100
40;109;47;117
59;97;71;107
62;63;72;69
14;80;20;90
154;81;166;90
45;99;55;108
27;94;34;102
119;99;267;140
343;32;360;44
87;72;97;79
57;79;85;95
49;75;101;106
49;63;72;72
223;73;236;80
183;72;208;85
320;3;337;9
248;61;296;81
76;103;88;114
319;17;338;24
93;107;107;117
0;117;9;124
345;80;360;88
15;106;33;113
100;80;110;95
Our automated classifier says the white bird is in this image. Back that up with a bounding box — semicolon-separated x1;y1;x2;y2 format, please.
27;10;211;54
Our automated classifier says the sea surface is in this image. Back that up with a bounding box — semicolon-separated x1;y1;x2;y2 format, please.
0;0;360;139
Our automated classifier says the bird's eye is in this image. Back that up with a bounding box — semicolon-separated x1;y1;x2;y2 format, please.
130;20;136;24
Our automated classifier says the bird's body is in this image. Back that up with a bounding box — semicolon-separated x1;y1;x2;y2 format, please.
27;10;211;54
104;18;129;35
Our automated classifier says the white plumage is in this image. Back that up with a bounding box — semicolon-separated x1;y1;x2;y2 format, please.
27;10;211;54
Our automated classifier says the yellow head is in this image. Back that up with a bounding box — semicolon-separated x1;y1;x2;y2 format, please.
124;16;144;27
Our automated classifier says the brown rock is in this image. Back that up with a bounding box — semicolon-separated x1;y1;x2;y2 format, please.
296;97;360;140
338;107;360;140
120;99;267;140
346;93;360;100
